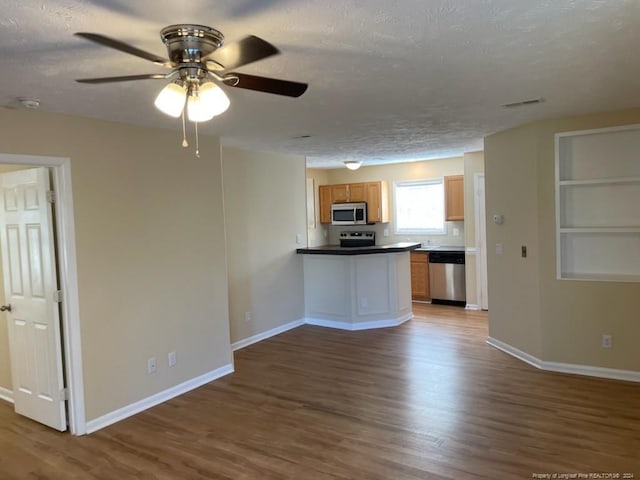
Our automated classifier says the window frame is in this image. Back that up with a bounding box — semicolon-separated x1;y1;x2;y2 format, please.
393;178;446;235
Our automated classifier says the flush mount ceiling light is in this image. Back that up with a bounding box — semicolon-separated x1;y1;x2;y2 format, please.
74;24;308;156
344;160;362;170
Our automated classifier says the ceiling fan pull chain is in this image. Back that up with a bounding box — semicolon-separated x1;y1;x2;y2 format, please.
195;121;200;158
181;110;189;148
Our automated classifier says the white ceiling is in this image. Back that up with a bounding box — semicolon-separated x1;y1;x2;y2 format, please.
1;0;639;168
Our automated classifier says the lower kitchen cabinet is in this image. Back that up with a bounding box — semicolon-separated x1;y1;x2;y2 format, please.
410;251;430;301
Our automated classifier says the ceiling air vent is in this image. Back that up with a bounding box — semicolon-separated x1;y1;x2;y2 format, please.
502;98;544;108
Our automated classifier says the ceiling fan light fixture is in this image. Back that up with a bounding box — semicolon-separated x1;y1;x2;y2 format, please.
154;82;187;118
344;160;362;170
187;82;230;122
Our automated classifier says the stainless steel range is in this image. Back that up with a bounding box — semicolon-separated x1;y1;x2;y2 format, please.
339;231;376;247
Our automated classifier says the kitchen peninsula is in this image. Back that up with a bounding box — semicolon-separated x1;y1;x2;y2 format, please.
296;241;420;330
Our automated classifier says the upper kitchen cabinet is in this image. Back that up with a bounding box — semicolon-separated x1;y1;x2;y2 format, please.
444;175;464;221
318;181;390;224
348;183;366;202
318;185;332;224
365;181;389;223
330;184;350;203
329;183;365;203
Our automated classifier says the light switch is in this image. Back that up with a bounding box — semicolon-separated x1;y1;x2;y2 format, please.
495;243;503;255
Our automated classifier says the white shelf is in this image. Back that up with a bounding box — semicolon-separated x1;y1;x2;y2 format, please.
560;272;640;283
559;176;640;186
559;227;640;233
555;124;640;283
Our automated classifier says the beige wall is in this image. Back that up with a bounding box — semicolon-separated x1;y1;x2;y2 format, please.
485;124;542;357
0;108;231;420
306;168;330;247
223;147;307;344
321;157;465;246
485;108;640;370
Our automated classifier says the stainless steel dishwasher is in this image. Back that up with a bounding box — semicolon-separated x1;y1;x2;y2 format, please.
428;251;466;305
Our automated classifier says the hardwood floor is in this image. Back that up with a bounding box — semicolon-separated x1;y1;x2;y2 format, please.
1;304;639;479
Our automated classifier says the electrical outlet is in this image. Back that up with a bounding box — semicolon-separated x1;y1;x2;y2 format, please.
360;297;368;308
244;311;252;323
383;228;389;237
601;334;613;349
168;351;177;367
495;243;503;255
453;228;460;236
296;233;302;244
147;357;157;374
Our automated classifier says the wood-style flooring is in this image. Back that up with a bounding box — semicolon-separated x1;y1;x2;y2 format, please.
1;304;639;479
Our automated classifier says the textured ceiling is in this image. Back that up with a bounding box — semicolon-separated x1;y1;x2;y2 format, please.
1;0;639;168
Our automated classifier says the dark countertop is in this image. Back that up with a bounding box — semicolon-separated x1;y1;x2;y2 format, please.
297;242;421;256
414;245;466;252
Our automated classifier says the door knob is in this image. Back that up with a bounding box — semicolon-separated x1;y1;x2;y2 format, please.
0;304;11;312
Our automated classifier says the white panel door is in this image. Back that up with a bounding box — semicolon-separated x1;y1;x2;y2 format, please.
0;167;66;431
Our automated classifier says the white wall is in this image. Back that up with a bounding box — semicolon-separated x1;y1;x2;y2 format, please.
223;147;307;345
0;108;231;421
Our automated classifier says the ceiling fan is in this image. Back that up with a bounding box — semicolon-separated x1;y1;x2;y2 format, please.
75;24;308;122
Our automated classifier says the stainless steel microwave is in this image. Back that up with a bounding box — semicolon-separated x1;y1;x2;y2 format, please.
331;202;367;225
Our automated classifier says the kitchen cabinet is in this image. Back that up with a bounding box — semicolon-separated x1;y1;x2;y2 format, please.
556;125;640;282
348;183;366;202
329;183;366;203
444;175;464;221
330;184;350;203
365;181;389;223
410;251;430;301
318;181;389;224
319;185;332;224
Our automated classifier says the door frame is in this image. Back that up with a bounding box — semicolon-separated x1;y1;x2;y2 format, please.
0;153;85;435
474;173;488;310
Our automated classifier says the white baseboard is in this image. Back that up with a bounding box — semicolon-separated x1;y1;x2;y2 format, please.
85;363;234;434
0;386;14;404
465;304;481;310
305;312;413;331
486;336;640;383
232;318;305;351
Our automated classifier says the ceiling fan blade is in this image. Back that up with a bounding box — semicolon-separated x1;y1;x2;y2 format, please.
75;32;170;66
76;74;169;84
225;73;308;97
208;35;280;71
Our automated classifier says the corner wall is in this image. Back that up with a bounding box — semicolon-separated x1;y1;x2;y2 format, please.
0;108;231;421
485;108;640;372
222;147;307;346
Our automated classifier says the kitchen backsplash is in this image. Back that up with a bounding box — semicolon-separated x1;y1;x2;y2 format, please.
325;221;465;246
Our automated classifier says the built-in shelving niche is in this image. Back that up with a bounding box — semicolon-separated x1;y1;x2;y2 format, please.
555;124;640;282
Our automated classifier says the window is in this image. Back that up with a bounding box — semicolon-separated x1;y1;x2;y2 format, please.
394;179;445;234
